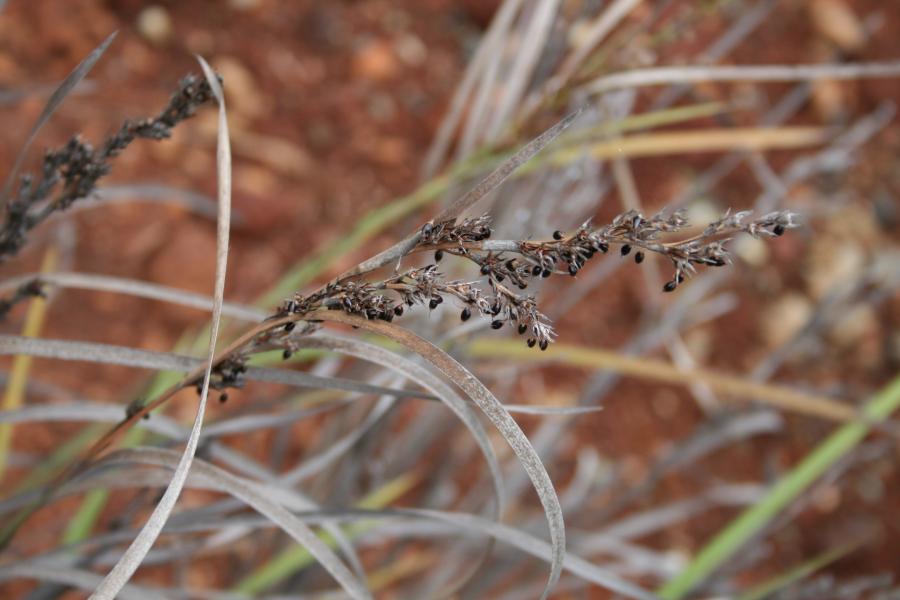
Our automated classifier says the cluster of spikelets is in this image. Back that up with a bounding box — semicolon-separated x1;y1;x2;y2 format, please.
273;208;799;354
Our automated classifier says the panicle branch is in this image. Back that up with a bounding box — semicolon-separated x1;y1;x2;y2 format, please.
267;206;799;358
0;74;217;263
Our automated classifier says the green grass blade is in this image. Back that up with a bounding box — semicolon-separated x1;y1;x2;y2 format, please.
738;542;858;600
657;372;900;599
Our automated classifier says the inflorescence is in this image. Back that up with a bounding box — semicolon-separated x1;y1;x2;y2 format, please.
269;207;798;355
0;74;217;263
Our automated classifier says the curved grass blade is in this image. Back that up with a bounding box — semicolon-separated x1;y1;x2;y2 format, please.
0;563;164;600
95;448;373;600
0;335;426;400
295;332;505;595
0;272;266;321
300;313;566;600
89;57;229;600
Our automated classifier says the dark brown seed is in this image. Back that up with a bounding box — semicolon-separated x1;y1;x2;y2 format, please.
283;349;292;360
495;274;505;282
539;340;549;351
491;320;504;330
491;303;501;316
620;244;631;256
434;295;443;305
219;393;228;403
634;251;644;264
394;305;404;316
527;338;537;348
481;264;491;275
461;307;471;321
518;323;527;335
518;282;527;289
429;298;438;309
598;242;609;253
553;230;563;240
435;249;444;262
532;265;542;276
663;280;677;293
568;264;578;276
773;224;785;236
284;322;295;332
541;269;552;278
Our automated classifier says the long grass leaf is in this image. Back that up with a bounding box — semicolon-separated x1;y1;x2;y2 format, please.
0;563;163;600
301;313;566;600
89;57;230;599
96;448;372;599
587;61;900;95
0;335;425;400
466;339;868;424
0;272;266;321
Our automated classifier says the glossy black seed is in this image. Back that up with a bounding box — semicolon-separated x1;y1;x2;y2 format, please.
677;272;685;283
620;244;632;256
480;264;491;275
490;303;502;316
663;280;678;293
585;249;595;259
634;251;645;264
532;265;543;276
394;305;404;316
491;320;504;330
598;242;609;253
568;264;578;276
539;340;549;351
434;249;444;262
460;307;471;321
434;295;443;305
483;227;492;239
383;311;394;322
518;323;527;335
283;349;292;360
541;269;552;278
517;282;527;289
527;338;537;348
495;274;505;282
284;322;295;332
422;222;433;237
429;298;439;309
219;393;228;403
773;224;785;236
552;230;563;240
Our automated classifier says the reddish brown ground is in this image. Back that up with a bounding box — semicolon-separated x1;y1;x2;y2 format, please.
1;0;899;598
